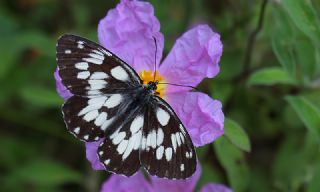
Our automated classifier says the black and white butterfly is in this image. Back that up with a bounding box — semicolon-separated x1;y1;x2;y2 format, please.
56;34;196;179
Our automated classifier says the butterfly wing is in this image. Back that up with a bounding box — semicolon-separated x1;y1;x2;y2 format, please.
140;96;197;179
57;34;143;142
56;34;142;96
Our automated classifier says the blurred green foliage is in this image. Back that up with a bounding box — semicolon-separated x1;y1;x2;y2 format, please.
0;0;319;191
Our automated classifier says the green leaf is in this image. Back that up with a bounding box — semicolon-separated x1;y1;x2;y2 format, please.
20;86;63;108
248;67;295;86
308;162;320;192
7;159;82;187
214;137;249;192
196;162;223;192
271;5;297;77
224;118;251;152
273;133;320;191
286;96;320;140
282;0;320;42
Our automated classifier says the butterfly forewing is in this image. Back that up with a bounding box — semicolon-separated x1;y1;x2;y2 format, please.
56;34;142;96
140;97;197;179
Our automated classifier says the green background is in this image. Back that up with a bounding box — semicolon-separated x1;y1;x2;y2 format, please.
1;0;320;191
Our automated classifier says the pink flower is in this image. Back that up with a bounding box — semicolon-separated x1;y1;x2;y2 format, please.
54;0;224;171
101;163;232;192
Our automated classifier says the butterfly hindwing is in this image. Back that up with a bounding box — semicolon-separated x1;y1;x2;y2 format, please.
62;92;137;142
97;105;146;176
140;97;197;179
56;34;142;96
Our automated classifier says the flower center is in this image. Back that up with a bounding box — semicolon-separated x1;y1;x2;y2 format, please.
139;70;166;98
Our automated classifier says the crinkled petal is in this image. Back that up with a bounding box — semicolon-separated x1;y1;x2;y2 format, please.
101;171;153;192
54;68;72;100
200;183;233;192
150;162;201;192
159;25;222;93
98;0;164;73
85;140;104;170
166;92;224;147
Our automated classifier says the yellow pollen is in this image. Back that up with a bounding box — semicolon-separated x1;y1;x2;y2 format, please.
139;70;166;98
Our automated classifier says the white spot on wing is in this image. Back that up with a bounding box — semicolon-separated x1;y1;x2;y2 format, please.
165;147;173;161
111;66;128;81
156;146;164;160
78;97;106;116
83;57;103;65
112;132;126;145
130;116;144;134
92;50;104;56
88;80;107;90
77;41;84;49
151;130;157;149
146;132;152;150
179;132;185;143
141;137;147;150
175;132;181;146
179;124;187;135
104;94;122;108
90;72;108;79
75;62;88;70
180;164;185;171
157;108;170;126
133;130;142;150
65;49;71;54
83;110;99;122
156;128;164;146
88;96;108;105
89;53;104;61
101;118;114;131
74;127;80;134
122;136;135;159
83;135;89;140
117;140;128;154
171;134;177;152
77;71;90;79
94;112;107;126
87;90;101;95
104;159;110;165
99;48;112;57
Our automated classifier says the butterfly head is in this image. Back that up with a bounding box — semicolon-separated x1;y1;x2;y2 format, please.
146;81;158;92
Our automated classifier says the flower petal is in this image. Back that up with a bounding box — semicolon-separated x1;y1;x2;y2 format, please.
166;92;224;147
54;68;72;100
101;171;153;192
159;25;222;93
98;0;164;73
85;140;104;170
150;162;201;192
200;183;233;192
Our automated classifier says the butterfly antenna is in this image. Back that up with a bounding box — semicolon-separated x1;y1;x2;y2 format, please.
158;82;199;91
152;36;157;82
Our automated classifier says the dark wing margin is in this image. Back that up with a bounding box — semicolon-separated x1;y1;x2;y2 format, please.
140;96;197;179
56;34;142;96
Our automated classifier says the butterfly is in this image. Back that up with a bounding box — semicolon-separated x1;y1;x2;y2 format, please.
56;34;196;179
